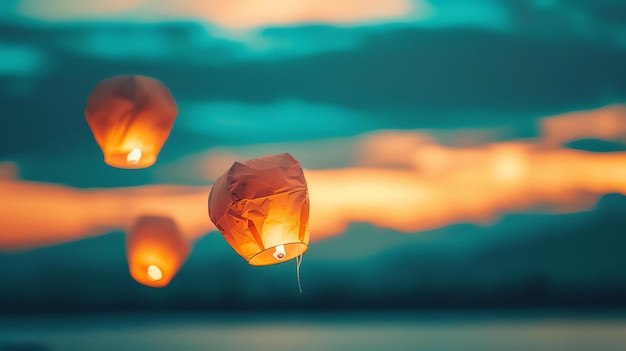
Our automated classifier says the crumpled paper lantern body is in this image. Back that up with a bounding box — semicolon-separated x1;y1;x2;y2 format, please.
85;75;177;169
209;153;310;266
126;216;190;288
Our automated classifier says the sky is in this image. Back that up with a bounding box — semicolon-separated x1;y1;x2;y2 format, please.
1;0;626;313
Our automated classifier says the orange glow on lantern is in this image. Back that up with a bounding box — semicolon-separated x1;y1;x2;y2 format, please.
126;216;190;288
85;75;178;169
208;153;310;266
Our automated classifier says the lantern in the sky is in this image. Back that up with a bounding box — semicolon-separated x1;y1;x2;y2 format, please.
85;75;177;169
126;216;190;288
208;153;310;266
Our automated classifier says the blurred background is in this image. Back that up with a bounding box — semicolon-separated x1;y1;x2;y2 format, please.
1;0;626;350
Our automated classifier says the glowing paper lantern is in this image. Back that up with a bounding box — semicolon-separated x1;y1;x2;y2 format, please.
126;216;190;288
85;75;178;169
208;153;310;266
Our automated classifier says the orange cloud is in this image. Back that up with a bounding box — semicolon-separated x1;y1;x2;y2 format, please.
2;104;626;252
0;180;213;250
541;104;626;147
17;0;423;28
306;148;625;241
2;146;625;250
179;0;419;28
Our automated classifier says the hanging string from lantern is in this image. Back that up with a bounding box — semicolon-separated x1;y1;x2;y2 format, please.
296;254;303;295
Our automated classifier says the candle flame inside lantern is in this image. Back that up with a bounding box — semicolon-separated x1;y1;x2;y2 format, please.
147;264;162;281
273;244;286;260
127;148;142;164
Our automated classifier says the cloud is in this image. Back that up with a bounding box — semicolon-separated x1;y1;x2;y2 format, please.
1;24;622;147
503;0;626;48
540;104;626;147
16;0;148;21
4;142;625;250
164;104;626;242
0;41;47;76
179;99;368;143
4;105;626;251
15;0;425;29
0;180;214;250
305;146;625;240
156;137;357;184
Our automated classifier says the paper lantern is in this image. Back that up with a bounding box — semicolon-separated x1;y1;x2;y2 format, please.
85;75;178;169
126;216;190;288
208;153;310;266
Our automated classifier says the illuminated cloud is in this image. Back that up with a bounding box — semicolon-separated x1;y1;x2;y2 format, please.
305;147;625;240
168;0;421;28
166;104;626;241
167;105;626;181
2;104;626;251
155;137;356;184
3;145;625;250
416;0;509;30
0;180;213;250
541;104;626;147
16;0;425;29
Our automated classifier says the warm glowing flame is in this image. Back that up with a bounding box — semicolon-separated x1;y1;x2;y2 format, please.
147;265;162;281
127;148;142;164
273;244;286;260
19;0;420;29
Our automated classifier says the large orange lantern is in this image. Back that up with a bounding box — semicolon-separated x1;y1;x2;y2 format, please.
126;216;190;288
208;153;310;266
85;75;178;169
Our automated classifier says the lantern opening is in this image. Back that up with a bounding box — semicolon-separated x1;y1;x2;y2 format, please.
147;265;162;281
127;148;142;164
248;242;308;266
103;147;157;169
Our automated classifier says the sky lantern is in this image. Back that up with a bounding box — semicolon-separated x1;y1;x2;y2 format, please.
208;153;310;266
85;75;178;169
126;216;190;288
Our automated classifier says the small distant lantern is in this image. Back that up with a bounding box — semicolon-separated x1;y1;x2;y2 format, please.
126;216;190;288
85;75;178;169
208;153;310;266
